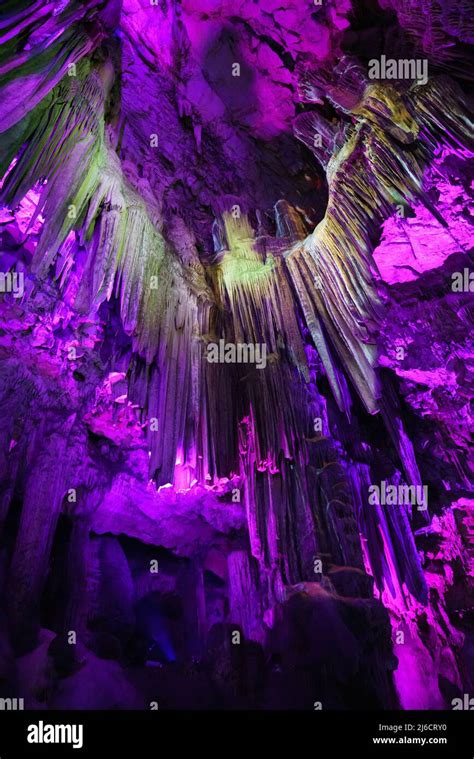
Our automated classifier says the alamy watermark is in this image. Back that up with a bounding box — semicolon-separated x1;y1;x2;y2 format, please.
0;697;24;710
0;271;24;298
368;480;428;512
206;340;267;370
451;269;473;292
27;721;83;750
368;55;428;85
451;694;474;710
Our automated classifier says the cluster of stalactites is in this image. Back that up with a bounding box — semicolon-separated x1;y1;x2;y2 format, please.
0;0;110;137
0;20;471;614
290;56;473;416
0;57;211;362
378;0;474;78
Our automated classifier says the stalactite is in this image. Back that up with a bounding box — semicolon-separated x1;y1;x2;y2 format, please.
6;415;76;650
228;551;265;644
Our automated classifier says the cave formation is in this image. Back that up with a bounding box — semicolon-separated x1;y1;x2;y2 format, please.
0;0;472;711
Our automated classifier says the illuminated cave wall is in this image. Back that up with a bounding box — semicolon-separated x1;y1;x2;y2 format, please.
0;0;472;710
